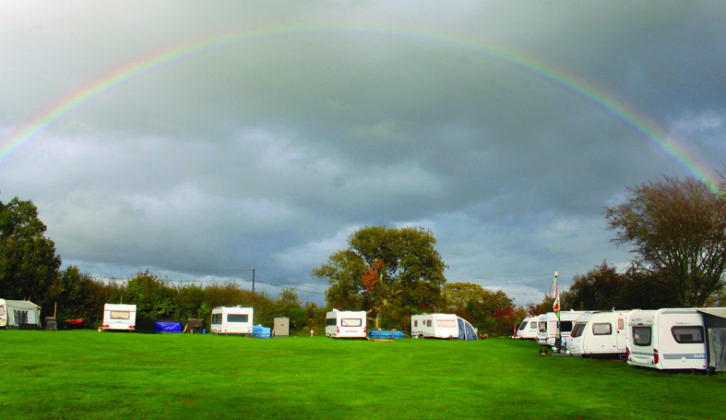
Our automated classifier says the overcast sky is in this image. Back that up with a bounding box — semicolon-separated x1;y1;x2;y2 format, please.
1;1;724;305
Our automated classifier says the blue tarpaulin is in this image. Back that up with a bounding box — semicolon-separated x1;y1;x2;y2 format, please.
369;330;405;339
154;322;182;333
252;324;271;338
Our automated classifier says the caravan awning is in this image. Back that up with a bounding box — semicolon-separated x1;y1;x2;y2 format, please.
698;308;726;319
698;308;726;372
6;300;40;310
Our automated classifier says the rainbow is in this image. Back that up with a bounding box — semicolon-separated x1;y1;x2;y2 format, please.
1;21;720;192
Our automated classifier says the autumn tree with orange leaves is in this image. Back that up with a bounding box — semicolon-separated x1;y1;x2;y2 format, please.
361;259;384;292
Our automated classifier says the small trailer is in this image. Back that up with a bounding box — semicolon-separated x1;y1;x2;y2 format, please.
273;317;290;337
411;313;478;340
515;316;539;340
536;310;591;348
325;309;367;339
210;306;254;335
568;311;631;358
102;303;137;331
0;299;41;329
627;308;714;370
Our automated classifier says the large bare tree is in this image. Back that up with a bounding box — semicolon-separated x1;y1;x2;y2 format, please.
605;177;726;306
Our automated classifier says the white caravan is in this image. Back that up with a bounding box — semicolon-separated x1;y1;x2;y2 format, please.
325;310;367;339
210;306;254;335
515;316;539;340
569;311;631;358
0;299;41;329
411;313;478;340
102;303;137;331
627;308;710;370
537;311;591;348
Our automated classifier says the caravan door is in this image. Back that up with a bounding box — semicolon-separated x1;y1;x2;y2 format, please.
615;314;627;351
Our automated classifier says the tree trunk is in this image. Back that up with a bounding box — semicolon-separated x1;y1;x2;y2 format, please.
375;299;387;330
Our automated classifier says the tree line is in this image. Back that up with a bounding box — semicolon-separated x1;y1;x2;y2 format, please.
0;196;523;336
2;175;725;335
531;176;726;313
55;268;326;333
0;196;327;333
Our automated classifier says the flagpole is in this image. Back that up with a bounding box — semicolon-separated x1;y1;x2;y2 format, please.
552;272;561;353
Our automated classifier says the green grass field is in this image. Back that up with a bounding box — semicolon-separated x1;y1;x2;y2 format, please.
0;330;724;419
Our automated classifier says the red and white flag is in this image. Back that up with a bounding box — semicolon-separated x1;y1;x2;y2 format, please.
552;272;560;320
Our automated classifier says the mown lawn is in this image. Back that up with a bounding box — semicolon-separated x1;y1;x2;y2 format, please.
0;330;723;419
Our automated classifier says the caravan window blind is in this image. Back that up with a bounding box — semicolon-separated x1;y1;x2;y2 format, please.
110;311;130;320
341;318;361;327
436;319;456;328
592;323;612;336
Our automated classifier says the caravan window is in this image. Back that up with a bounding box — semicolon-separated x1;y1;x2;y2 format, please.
529;322;537;330
414;320;418;327
341;318;362;327
426;320;432;327
539;322;547;333
632;326;652;346
110;311;130;320
560;321;573;333
227;314;249;323
211;313;222;324
326;318;336;327
436;319;456;328
592;323;612;335
671;326;704;343
518;321;528;331
570;323;586;338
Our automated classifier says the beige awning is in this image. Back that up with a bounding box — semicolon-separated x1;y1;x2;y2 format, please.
5;300;40;310
698;308;726;319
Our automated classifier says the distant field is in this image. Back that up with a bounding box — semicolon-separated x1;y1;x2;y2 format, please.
0;331;724;419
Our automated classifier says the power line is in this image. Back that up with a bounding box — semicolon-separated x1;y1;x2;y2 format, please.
86;271;328;297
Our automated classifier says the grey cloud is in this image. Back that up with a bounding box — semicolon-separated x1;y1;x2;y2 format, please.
1;1;723;304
